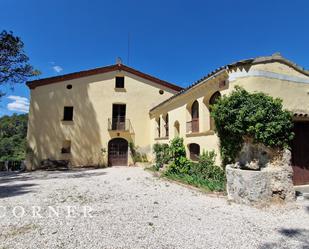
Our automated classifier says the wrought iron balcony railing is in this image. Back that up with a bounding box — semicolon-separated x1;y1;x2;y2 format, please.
108;117;134;133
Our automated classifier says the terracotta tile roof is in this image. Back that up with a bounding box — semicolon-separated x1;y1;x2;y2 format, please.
149;53;309;113
26;63;183;91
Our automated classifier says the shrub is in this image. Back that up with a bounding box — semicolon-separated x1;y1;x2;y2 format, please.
166;137;191;175
160;137;225;192
165;149;225;192
211;87;294;165
189;151;225;182
153;143;170;170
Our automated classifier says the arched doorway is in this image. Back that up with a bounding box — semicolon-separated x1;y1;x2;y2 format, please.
108;138;128;166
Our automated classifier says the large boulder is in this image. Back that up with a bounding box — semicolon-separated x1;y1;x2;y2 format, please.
226;149;295;206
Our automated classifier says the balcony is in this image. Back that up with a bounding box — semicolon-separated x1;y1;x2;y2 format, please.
108;118;134;133
186;118;199;133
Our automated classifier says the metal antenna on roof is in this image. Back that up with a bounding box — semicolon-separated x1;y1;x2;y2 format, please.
127;32;130;65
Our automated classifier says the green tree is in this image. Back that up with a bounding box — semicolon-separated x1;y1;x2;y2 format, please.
211;87;294;165
0;30;40;97
0;114;28;161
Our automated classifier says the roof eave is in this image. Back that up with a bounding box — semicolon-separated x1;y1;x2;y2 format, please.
26;64;183;92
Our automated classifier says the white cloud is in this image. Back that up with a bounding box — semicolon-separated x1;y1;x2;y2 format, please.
52;65;63;73
7;95;30;113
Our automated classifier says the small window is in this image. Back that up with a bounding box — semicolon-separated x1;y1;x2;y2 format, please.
159;89;164;95
61;140;71;154
115;76;125;88
63;106;73;121
66;84;72;89
189;143;200;161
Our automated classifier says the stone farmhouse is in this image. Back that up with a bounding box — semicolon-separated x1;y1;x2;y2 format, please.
26;53;309;185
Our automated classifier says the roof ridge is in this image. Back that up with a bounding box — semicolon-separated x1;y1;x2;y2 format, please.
26;63;183;91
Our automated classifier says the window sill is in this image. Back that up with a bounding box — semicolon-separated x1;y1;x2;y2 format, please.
114;88;126;92
154;136;169;141
61;120;74;124
186;130;215;137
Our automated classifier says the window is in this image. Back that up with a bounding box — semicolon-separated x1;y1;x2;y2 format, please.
66;84;72;89
164;114;169;137
174;121;180;137
61;140;71;154
115;76;125;88
189;143;200;161
209;92;221;106
159;89;164;95
156;118;161;138
190;100;199;132
63;107;73;121
111;104;126;130
191;100;199;119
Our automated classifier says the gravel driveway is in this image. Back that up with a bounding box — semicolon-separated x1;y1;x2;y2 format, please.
0;167;308;249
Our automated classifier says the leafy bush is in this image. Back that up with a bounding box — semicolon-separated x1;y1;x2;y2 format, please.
211;87;294;165
153;143;170;170
189;151;225;183
166;137;191;175
165;138;225;192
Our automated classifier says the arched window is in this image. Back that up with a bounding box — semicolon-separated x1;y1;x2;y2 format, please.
209;92;221;130
156;118;161;138
190;100;199;132
164;114;169;137
174;121;180;137
191;100;199;119
209;92;221;107
189;143;200;161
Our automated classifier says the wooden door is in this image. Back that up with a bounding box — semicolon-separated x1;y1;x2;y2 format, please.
108;138;128;166
291;122;309;185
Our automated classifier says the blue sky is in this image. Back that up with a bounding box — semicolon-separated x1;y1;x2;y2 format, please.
1;0;309;116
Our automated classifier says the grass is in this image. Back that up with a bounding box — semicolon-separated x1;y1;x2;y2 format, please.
145;165;226;193
163;172;226;192
144;165;159;172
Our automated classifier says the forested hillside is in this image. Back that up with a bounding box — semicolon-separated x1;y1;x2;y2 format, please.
0;114;28;161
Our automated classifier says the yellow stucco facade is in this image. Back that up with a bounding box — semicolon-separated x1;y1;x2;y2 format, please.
27;67;178;168
149;55;309;165
27;54;309;171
